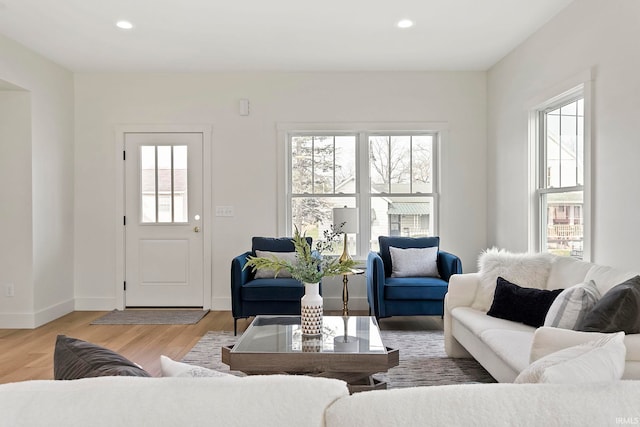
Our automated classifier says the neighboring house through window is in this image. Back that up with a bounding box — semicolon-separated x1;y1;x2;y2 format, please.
281;124;439;258
530;76;591;260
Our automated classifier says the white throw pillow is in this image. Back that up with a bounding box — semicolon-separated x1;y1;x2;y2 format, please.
160;355;237;378
514;332;626;384
472;248;553;312
253;250;296;278
389;246;440;278
544;280;601;330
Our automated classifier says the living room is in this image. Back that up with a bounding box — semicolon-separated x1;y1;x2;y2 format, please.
1;0;640;424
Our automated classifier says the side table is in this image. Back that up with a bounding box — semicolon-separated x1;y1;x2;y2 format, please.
341;268;364;316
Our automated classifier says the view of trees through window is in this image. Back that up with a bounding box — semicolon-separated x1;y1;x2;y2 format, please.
289;132;437;256
369;135;434;252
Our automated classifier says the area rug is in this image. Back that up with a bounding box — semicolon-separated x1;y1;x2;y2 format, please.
181;330;496;388
91;309;209;325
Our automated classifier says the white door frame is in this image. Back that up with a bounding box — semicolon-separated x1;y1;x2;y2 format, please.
114;124;212;310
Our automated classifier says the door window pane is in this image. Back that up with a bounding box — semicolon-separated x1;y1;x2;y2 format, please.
173;146;188;222
141;146;157;222
140;145;188;224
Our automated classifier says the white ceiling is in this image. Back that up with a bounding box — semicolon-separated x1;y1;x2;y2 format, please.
0;0;574;72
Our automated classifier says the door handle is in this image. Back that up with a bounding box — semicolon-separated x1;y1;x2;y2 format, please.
194;226;200;233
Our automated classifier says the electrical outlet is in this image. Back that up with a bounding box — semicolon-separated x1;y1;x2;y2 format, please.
215;206;235;217
5;283;14;297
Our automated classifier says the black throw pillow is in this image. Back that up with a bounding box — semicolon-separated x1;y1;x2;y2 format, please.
577;275;640;334
54;335;151;380
487;277;563;327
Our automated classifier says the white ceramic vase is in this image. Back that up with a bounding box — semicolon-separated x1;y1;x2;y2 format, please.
301;282;323;335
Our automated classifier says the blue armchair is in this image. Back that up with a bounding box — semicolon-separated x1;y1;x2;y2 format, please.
366;236;462;319
230;236;314;335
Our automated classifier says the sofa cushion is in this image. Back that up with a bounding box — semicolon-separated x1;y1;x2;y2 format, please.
577;275;640;334
544;280;601;330
473;249;553;312
451;306;536;337
479;329;535;374
584;264;639;296
487;277;563;327
253;250;296;278
241;278;305;301
384;277;448;300
378;236;439;278
54;335;151;380
389;246;440;278
515;332;626;384
546;256;593;290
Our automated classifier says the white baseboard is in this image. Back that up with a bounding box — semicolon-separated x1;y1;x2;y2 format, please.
74;297;118;311
211;297;231;311
0;298;75;329
34;299;75;327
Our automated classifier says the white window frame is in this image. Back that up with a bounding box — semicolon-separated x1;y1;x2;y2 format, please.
528;71;592;261
276;122;444;259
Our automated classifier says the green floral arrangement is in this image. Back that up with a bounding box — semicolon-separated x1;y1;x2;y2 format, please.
245;225;357;283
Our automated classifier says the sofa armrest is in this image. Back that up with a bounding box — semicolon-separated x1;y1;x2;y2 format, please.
443;273;480;358
446;272;480;310
231;251;252;317
438;251;462;281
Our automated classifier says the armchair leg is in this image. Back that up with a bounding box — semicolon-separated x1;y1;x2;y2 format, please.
234;318;237;336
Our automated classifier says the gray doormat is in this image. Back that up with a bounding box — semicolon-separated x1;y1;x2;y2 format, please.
91;309;209;325
181;329;496;388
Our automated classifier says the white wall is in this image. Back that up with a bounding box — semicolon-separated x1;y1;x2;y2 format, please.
487;0;640;271
74;71;487;310
0;34;75;327
0;90;33;324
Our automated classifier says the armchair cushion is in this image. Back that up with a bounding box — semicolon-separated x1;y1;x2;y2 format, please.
384;277;448;300
389;246;440;278
378;236;440;278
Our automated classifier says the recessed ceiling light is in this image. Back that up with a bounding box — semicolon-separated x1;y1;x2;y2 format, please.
116;20;134;30
397;19;414;29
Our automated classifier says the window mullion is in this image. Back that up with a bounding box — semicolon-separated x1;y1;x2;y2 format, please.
154;146;159;223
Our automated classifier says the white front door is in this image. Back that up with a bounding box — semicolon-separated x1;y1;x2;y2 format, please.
124;132;204;307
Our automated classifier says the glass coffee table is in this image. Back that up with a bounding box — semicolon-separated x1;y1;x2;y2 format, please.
221;315;399;393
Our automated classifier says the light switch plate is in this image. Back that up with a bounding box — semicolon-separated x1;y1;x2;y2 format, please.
215;206;234;217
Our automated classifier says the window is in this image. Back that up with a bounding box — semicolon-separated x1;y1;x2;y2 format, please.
140;145;188;223
369;134;436;252
286;129;438;258
534;92;587;259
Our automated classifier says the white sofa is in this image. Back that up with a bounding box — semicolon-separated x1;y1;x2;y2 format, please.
1;375;639;427
444;252;640;382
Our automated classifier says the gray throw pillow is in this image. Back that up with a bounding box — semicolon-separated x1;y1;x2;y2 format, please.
54;335;151;380
389;246;440;278
544;280;601;330
577;275;640;334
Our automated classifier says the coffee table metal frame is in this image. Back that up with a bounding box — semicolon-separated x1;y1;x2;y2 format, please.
221;315;399;393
